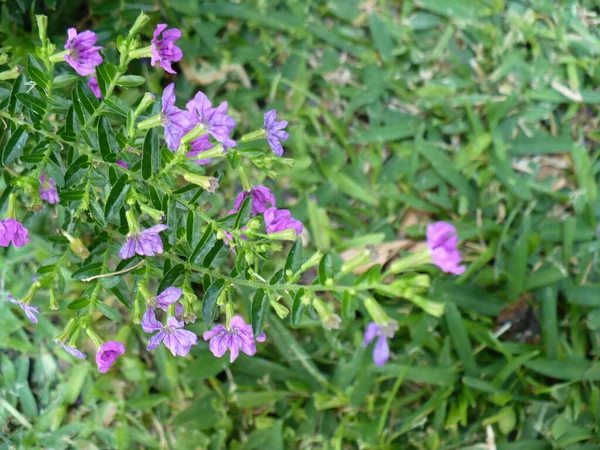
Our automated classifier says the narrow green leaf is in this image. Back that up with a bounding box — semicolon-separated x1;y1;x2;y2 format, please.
142;129;159;180
105;174;130;222
368;13;394;61
284;239;303;278
116;75;146;87
445;303;478;375
251;289;268;337
157;264;185;294
202;279;226;326
190;224;216;265
290;288;306;328
234;196;252;229
53;74;78;88
330;171;378;206
71;262;104;280
318;253;333;284
16;92;46;116
98;117;118;162
2;126;28;165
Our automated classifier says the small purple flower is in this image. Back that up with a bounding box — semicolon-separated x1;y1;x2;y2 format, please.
426;222;465;275
142;309;198;357
264;207;303;235
186;92;236;148
151;24;183;74
203;315;266;363
116;160;128;169
39;174;60;204
362;322;397;366
88;75;102;98
186;134;214;165
155;287;184;316
96;340;125;373
234;186;276;216
57;341;87;359
263;110;289;157
64;28;103;76
119;224;168;259
0;218;30;248
8;295;40;324
161;83;190;151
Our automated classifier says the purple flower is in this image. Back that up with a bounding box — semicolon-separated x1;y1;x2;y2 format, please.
263;110;289;157
8;295;40;324
155;287;184;316
64;28;103;76
264;207;303;235
88;75;102;98
142;309;198;357
186;134;214;165
151;24;183;75
161;83;190;151
426;222;465;275
57;341;87;359
39;174;59;204
186;91;236;148
203;315;266;363
119;224;168;259
0;218;30;248
234;186;276;216
96;341;125;373
362;322;397;366
116;160;128;169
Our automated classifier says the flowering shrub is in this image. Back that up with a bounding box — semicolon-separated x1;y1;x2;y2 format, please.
0;14;466;373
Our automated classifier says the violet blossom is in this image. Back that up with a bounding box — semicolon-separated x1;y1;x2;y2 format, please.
116;160;128;169
8;295;40;324
161;83;190;151
64;28;103;76
234;186;276;216
426;222;465;275
155;287;184;316
96;341;125;373
264;207;303;235
88;75;102;98
142;309;198;357
203;315;266;363
0;218;30;248
119;224;168;259
151;24;183;74
39;174;59;204
186;91;236;148
263;109;289;157
186;134;214;165
362;322;397;366
57;341;87;359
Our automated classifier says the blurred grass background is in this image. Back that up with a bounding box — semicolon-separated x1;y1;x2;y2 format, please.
3;0;600;448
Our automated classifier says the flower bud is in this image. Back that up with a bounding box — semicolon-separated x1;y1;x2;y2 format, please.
183;174;219;192
138;113;162;131
36;15;48;43
341;248;372;274
61;231;90;260
312;297;341;330
139;203;165;222
128;12;150;38
134;92;155;116
264;228;298;241
181;124;207;145
49;289;59;310
299;251;323;273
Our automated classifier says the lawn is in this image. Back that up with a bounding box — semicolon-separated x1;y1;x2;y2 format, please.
1;0;600;449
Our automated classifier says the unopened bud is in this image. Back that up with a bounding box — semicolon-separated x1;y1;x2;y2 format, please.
134;92;155;116
183;174;219;192
61;231;90;259
265;228;298;241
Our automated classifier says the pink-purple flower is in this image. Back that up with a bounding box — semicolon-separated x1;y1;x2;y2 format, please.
8;295;39;324
0;218;30;248
57;341;87;359
234;186;276;216
151;24;183;74
362;322;397;366
96;341;125;373
186;92;236;148
142;309;198;356
203;315;266;363
264;207;303;235
263;110;289;157
64;28;103;76
155;287;184;316
116;160;128;169
186;134;214;165
161;83;190;151
88;75;102;98
426;222;465;275
39;174;59;204
119;224;168;259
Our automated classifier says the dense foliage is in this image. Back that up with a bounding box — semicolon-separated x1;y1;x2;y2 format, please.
2;0;600;449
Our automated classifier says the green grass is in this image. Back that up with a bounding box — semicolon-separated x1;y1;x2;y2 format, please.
2;0;600;448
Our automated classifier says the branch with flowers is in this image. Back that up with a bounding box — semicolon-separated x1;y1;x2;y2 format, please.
0;13;467;374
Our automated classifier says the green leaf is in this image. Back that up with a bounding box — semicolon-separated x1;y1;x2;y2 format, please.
98;117;118;162
330;171;378;206
157;264;185;294
234;196;252;229
525;358;600;381
202;279;225;326
284;239;303;278
125;395;168;410
251;289;268;337
64;155;90;186
419;143;475;201
97;301;122;321
77;80;99;115
16;92;46;116
71;262;104;280
290;288;306;328
142;128;159;180
2;126;28;165
105;174;130;223
318;253;333;284
445;303;478;376
53;74;78;88
190;224;217;265
116;75;146;87
341;291;357;321
95;61;117;97
26;55;49;90
368;13;394;62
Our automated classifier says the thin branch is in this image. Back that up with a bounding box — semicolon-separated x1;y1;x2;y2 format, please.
82;260;146;282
